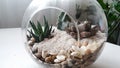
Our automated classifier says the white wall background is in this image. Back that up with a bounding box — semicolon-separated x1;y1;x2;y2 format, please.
0;0;32;28
0;0;115;28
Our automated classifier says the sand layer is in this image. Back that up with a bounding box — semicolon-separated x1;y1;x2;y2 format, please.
28;27;106;68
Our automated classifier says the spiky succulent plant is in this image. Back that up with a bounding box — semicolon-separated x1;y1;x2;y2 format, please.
27;16;53;43
57;12;71;30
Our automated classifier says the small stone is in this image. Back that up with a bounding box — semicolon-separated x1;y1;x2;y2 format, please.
80;31;91;38
87;41;98;53
51;55;56;59
28;40;34;46
69;32;76;36
72;46;80;52
70;26;77;32
85;49;91;55
42;50;48;58
74;41;81;47
45;55;56;63
49;52;57;56
71;52;78;56
45;56;52;63
54;55;66;63
72;34;77;39
30;37;35;42
90;25;99;36
71;52;82;59
78;23;86;32
80;46;87;55
54;59;60;63
56;55;66;61
66;28;71;33
59;50;66;55
84;21;91;31
34;53;42;59
32;47;38;54
81;39;89;46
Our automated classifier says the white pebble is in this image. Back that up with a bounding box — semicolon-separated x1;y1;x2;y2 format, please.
87;41;98;53
58;50;66;55
80;46;87;55
42;50;48;58
72;46;80;52
71;52;82;58
81;39;89;46
49;52;57;55
56;55;66;61
54;59;60;63
54;55;66;63
71;52;79;56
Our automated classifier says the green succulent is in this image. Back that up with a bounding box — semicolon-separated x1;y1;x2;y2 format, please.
28;16;53;43
75;4;81;19
57;12;71;30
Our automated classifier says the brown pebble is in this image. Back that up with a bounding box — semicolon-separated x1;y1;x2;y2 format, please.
84;21;91;31
45;55;56;63
32;47;38;54
34;53;42;59
30;37;35;42
85;49;91;55
51;55;56;60
69;32;77;39
80;31;91;38
28;41;34;46
72;35;77;39
45;56;52;63
65;28;71;33
69;32;75;36
70;26;77;32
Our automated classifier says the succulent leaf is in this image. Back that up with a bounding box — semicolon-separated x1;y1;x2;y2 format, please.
28;16;53;43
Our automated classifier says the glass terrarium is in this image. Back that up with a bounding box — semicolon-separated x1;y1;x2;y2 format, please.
22;0;108;68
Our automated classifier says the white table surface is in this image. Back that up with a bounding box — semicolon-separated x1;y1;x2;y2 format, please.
0;28;120;68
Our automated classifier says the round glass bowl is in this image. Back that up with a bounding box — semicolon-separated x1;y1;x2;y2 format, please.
22;0;108;68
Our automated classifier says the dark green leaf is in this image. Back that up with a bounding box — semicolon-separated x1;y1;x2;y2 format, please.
114;1;120;12
76;4;81;19
44;16;49;28
27;16;54;43
59;12;65;20
44;16;49;35
28;30;39;42
64;14;71;22
37;21;43;34
30;21;39;35
57;19;63;30
97;0;108;9
97;0;120;45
